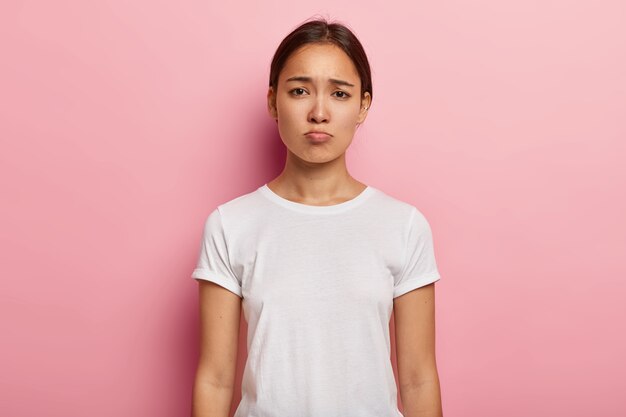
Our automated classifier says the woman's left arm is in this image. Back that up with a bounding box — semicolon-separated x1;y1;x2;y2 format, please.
393;282;443;417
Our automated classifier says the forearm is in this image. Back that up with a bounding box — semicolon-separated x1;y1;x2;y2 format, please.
399;377;443;417
191;376;234;417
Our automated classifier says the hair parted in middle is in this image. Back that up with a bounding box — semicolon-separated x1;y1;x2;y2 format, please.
268;17;373;104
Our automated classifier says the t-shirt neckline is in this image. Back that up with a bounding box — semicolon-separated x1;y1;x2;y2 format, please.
258;183;376;214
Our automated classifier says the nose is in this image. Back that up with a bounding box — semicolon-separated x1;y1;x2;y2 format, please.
308;96;329;124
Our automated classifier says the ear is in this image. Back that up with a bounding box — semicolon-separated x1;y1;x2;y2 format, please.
356;92;371;124
267;87;278;120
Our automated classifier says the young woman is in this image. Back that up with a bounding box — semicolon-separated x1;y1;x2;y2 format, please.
191;18;443;417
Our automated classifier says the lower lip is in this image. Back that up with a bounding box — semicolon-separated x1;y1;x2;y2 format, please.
305;133;331;143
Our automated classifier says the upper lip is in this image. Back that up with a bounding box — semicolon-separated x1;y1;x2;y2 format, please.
305;130;332;135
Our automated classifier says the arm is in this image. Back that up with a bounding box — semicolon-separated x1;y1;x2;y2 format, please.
192;280;242;417
393;282;443;417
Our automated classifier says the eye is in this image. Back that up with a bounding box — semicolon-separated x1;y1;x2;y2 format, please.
290;88;307;96
333;91;351;99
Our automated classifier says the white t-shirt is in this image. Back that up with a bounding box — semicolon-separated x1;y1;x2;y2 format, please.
191;183;441;417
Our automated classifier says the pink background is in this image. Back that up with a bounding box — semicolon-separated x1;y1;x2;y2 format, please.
1;1;625;416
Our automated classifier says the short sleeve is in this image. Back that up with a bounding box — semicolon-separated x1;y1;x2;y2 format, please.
191;208;243;298
393;207;441;298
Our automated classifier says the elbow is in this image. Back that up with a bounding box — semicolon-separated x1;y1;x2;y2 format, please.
398;363;440;392
194;366;236;390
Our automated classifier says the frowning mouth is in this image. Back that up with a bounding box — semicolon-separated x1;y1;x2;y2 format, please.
305;130;332;136
304;132;332;143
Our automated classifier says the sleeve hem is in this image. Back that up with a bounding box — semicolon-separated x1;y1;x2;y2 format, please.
192;268;243;298
393;272;440;299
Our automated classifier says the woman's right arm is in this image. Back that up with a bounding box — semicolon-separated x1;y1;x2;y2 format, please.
192;280;242;417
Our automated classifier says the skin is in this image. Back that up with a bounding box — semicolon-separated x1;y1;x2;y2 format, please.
394;283;443;417
192;42;442;417
266;42;372;204
192;282;241;417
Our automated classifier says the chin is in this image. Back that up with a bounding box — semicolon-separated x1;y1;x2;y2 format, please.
297;150;345;164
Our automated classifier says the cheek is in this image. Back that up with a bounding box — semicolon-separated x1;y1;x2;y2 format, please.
335;106;361;128
276;100;302;124
276;110;299;135
275;105;301;140
275;97;360;131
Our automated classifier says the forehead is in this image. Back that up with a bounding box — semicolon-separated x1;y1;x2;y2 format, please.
279;43;360;83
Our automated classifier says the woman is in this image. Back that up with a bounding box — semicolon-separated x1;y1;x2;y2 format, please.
191;18;443;417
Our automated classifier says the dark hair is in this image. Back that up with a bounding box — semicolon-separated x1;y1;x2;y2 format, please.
269;17;373;102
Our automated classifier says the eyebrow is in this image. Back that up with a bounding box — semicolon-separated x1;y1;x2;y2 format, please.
285;76;355;88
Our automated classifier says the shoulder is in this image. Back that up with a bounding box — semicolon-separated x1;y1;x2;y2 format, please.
369;186;425;223
205;184;265;218
205;185;275;237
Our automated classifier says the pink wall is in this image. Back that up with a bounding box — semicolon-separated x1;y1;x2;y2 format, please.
1;1;625;416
